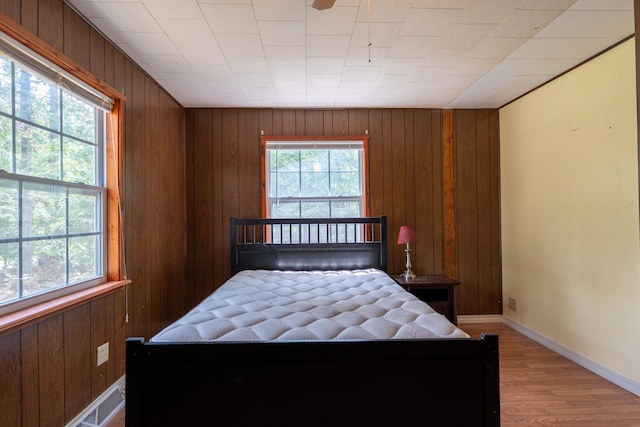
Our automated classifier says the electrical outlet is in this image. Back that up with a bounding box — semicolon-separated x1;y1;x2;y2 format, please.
508;297;516;311
97;342;109;366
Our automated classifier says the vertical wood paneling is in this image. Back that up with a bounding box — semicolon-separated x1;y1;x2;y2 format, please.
430;110;445;272
63;5;90;70
221;109;239;281
0;0;20;22
89;27;105;81
0;332;21;427
489;111;502;313
63;305;92;421
367;109;384;217
90;300;107;399
20;0;37;34
211;110;224;289
414;109;436;273
193;110;215;302
38;0;63;52
21;325;39;426
305;110;324;135
38;316;65;427
238;110;261;217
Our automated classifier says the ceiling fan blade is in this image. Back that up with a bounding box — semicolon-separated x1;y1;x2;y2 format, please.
312;0;336;10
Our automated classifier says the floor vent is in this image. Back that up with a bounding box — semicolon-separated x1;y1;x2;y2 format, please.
66;376;125;427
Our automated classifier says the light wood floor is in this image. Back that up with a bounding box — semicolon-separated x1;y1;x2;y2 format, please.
106;322;640;426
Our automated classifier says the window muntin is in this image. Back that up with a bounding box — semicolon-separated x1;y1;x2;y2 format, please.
0;44;107;312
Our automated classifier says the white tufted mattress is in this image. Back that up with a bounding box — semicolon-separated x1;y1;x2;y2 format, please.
151;268;469;342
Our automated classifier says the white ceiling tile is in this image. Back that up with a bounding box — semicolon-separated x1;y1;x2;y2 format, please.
264;47;306;66
306;57;345;74
380;58;420;75
452;58;500;76
355;0;414;23
441;23;495;48
142;54;192;73
216;33;264;56
511;37;610;60
258;21;306;47
345;47;389;65
200;4;258;33
536;10;633;38
120;32;179;55
490;10;563;38
142;0;203;19
205;79;242;93
158;20;217;45
399;8;463;37
179;45;226;65
389;37;438;58
306;6;358;35
236;72;273;88
192;63;235;81
569;0;633;11
342;65;381;82
350;23;402;48
270;65;306;81
515;0;577;11
455;0;520;24
91;2;162;32
468;37;526;59
306;35;351;57
307;74;341;88
227;56;268;73
252;0;306;21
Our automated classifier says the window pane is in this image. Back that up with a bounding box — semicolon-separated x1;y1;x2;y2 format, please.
15;121;61;180
300;150;328;172
331;149;359;171
331;200;361;218
271;150;299;172
22;238;66;296
301;172;328;197
0;179;19;239
63;92;95;143
0;242;19;303
331;171;360;196
22;182;66;238
64;137;95;185
68;189;99;234
0;53;11;115
270;201;300;218
69;235;98;284
0;115;12;172
15;65;60;131
275;171;300;197
300;201;330;218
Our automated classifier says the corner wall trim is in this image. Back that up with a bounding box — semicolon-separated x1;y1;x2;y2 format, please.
502;317;640;398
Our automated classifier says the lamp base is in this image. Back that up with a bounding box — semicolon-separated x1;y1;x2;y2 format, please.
402;269;416;280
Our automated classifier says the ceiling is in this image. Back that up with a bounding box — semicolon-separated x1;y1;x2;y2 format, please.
64;0;634;109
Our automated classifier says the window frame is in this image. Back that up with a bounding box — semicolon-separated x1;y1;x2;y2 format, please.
261;135;370;219
0;23;126;322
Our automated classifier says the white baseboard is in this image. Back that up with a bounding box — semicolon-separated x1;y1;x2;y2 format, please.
457;314;503;324
502;317;640;398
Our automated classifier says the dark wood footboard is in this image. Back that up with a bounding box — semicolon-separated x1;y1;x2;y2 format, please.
125;334;499;426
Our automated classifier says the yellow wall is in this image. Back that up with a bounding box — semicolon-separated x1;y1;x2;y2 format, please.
500;39;640;384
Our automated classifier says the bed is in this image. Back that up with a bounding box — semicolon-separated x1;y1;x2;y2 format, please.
125;216;500;426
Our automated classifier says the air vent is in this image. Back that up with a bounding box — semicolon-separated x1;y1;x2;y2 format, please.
66;376;125;427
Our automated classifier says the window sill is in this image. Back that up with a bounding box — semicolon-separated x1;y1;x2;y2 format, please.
0;280;131;337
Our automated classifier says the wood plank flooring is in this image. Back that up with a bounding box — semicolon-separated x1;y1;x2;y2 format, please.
105;322;640;426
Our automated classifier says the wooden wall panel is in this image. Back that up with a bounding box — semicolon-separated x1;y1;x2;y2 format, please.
0;1;187;425
454;110;502;315
185;107;499;317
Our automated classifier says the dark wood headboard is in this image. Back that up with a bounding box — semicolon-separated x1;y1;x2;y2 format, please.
231;216;387;273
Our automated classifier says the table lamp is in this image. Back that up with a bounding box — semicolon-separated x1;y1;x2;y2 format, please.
397;225;417;280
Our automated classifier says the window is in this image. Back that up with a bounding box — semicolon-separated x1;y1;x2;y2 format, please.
264;138;368;219
0;33;113;314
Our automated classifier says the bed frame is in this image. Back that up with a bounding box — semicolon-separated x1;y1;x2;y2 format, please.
126;216;500;426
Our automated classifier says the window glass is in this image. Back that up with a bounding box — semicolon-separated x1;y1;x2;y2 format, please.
265;141;366;219
0;41;107;312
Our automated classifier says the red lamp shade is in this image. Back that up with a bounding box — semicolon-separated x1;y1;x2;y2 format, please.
397;226;417;244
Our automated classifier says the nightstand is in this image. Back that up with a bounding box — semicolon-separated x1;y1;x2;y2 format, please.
392;275;460;325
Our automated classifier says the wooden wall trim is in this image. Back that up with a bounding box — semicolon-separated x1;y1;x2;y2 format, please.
442;109;457;277
0;280;130;338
